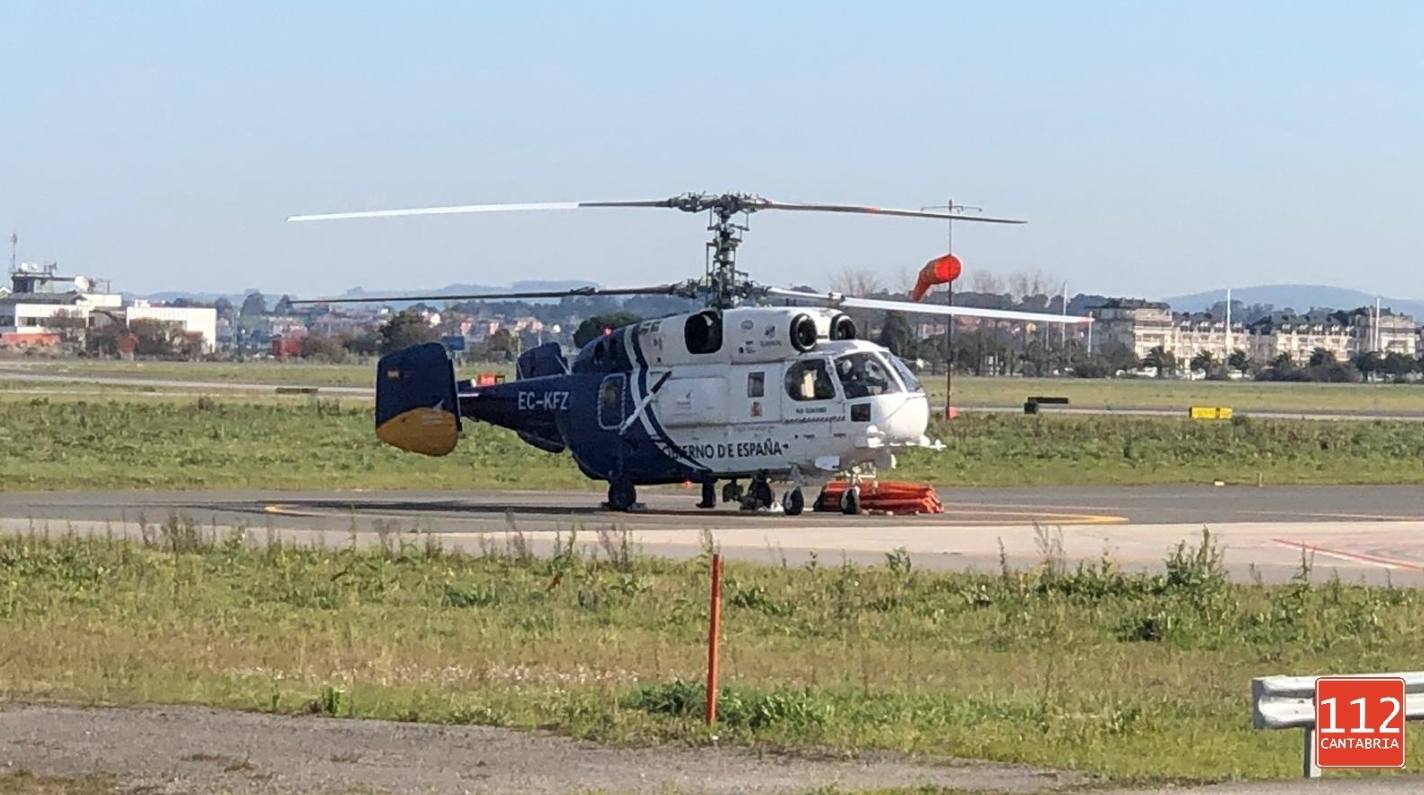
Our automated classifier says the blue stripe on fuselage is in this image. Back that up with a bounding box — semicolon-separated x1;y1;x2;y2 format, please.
628;324;707;473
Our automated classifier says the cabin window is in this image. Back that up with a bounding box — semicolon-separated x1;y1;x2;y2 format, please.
784;359;837;401
746;371;765;398
598;374;625;429
834;352;901;399
684;310;722;354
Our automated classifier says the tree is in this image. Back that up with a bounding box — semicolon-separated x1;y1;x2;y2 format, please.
1382;351;1416;381
1267;352;1297;380
301;334;348;363
1308;347;1336;368
478;329;520;362
968;270;1004;295
45;309;89;348
378;310;438;354
1189;350;1216;377
876;311;915;357
573;312;641;348
239;292;266;317
128;319;183;357
1100;341;1139;375
1227;349;1251;377
1007;270;1055;302
829;268;883;298
341;330;381;357
274;294;295;315
1353;351;1382;381
213;297;235;322
1142;345;1177;378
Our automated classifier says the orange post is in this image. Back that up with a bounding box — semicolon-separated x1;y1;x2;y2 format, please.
705;552;722;725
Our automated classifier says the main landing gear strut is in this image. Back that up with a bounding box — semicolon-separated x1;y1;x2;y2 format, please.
710;473;805;516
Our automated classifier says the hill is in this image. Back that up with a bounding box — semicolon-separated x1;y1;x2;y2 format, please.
1163;284;1424;318
129;280;599;306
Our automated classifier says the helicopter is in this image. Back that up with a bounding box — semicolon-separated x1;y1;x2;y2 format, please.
289;193;1092;514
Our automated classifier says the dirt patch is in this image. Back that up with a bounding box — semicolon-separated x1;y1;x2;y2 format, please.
0;704;1092;794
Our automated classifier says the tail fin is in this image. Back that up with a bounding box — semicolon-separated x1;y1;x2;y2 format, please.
375;342;461;456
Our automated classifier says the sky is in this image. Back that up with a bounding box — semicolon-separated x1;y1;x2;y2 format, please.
3;1;1422;299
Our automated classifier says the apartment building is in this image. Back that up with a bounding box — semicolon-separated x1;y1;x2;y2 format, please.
1171;313;1249;362
1088;299;1174;359
1247;308;1416;364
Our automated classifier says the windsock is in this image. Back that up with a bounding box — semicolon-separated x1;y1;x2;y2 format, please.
910;253;962;301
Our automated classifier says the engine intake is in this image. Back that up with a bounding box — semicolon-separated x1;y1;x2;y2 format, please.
790;313;818;352
830;313;857;340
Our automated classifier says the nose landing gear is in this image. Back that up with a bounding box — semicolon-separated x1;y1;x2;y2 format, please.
781;487;805;516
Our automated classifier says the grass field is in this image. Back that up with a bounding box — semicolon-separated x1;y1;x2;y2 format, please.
7;358;1424;414
6;395;1424;491
1;528;1419;784
926;375;1424;415
0;358;515;389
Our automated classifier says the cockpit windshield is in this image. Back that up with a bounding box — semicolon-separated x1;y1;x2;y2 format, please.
834;352;902;398
887;354;921;392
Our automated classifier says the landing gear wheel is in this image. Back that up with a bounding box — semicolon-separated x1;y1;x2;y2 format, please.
722;481;744;504
782;488;805;516
607;479;637;512
697;481;716;510
840;485;861;515
741;474;774;511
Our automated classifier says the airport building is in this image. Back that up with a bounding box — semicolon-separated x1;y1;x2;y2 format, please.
0;262;216;352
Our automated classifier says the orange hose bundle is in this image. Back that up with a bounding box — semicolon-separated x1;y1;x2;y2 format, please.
814;480;943;514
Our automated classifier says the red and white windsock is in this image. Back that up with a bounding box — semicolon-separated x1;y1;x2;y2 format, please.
910;253;962;302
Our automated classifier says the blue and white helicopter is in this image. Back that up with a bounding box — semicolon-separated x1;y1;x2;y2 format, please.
291;193;1091;514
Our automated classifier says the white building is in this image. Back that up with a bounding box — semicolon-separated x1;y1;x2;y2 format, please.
0;291;123;344
125;300;218;352
1088;299;1174;359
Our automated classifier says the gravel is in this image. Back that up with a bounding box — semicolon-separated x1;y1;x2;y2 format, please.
0;704;1093;794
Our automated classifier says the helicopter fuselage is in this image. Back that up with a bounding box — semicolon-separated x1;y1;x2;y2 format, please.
443;305;935;489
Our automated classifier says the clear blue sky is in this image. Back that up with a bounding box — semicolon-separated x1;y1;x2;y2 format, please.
3;2;1421;299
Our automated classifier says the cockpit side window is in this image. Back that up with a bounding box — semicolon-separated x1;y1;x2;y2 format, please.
834;352;902;399
887;354;921;392
783;359;837;401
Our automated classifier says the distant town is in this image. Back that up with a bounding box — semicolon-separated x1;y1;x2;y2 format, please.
2;258;1419;383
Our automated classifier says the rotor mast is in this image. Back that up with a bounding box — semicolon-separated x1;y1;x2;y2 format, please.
698;194;755;309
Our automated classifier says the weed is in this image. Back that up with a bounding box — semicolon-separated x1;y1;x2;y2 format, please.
1;532;1422;781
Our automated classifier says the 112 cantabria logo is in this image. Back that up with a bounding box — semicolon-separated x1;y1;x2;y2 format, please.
1314;677;1407;769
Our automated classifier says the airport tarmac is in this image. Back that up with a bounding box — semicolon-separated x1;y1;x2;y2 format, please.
4;484;1423;583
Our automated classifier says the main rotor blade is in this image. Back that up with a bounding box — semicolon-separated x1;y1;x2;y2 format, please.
767;288;1091;325
758;200;1025;225
290;283;685;305
287;199;675;223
